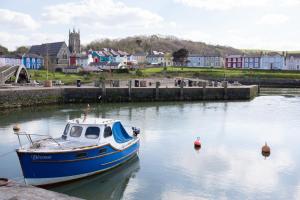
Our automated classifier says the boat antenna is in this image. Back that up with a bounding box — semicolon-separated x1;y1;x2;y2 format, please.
83;104;90;122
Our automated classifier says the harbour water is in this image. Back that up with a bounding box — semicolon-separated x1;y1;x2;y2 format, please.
1;89;300;199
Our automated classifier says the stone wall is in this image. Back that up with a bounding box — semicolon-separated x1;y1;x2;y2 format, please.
0;85;258;109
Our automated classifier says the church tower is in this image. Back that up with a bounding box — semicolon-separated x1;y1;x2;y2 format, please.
69;28;81;54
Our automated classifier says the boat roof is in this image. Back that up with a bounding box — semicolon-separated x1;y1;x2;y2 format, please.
68;118;117;125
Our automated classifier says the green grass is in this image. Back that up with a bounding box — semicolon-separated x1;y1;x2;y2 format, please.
28;67;300;85
140;67;300;79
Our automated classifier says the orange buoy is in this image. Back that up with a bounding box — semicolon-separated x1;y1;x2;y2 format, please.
262;142;271;158
194;137;201;149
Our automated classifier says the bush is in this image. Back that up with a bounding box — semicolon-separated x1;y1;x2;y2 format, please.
136;69;143;77
115;68;129;73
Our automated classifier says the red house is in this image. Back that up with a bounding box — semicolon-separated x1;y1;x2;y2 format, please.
225;55;243;68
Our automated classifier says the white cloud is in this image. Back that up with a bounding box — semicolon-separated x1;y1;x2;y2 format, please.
0;9;39;30
258;14;289;25
0;31;65;50
43;0;164;29
174;0;270;10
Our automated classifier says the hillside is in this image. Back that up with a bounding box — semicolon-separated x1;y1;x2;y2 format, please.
85;35;243;56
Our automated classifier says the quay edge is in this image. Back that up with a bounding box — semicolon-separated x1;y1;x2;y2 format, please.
0;180;82;200
0;85;259;109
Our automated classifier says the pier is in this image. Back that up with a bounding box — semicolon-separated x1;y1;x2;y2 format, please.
0;79;258;109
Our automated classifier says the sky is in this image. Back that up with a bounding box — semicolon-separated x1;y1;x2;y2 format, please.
1;0;300;51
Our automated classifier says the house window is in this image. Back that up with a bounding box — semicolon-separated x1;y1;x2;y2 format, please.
104;126;112;138
85;127;100;139
70;126;83;137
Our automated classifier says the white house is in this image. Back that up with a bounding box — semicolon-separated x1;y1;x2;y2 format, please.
188;54;223;67
0;55;22;67
285;53;300;70
146;54;165;65
260;52;285;70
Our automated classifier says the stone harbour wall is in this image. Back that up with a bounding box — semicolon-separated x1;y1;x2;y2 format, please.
0;85;258;109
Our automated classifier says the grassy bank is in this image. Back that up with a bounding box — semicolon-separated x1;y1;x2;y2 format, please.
141;67;300;79
28;67;300;85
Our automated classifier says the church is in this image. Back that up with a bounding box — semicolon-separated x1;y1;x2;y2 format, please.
28;29;82;71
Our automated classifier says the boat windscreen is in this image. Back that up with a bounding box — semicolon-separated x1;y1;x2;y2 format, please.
112;122;133;143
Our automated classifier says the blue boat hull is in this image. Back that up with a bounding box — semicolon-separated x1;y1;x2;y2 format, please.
17;140;139;186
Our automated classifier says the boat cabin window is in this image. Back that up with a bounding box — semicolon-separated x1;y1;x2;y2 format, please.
63;124;70;136
85;127;100;139
70;126;83;137
104;126;112;138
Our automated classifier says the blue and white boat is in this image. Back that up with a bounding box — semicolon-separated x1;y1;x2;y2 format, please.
14;117;140;186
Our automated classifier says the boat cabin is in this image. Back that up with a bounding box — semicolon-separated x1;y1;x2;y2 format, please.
62;118;116;144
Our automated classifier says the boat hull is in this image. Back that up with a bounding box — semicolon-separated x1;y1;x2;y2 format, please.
17;140;139;186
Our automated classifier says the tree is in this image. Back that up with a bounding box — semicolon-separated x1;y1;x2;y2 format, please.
15;46;29;54
0;45;8;55
172;48;189;66
136;39;142;47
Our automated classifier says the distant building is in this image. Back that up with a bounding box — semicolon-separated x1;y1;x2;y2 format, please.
89;61;123;70
132;52;147;64
62;66;82;74
261;52;284;70
146;54;165;66
285;53;300;70
29;42;70;70
22;53;44;69
69;53;92;67
188;54;223;67
69;29;81;54
0;55;22;67
225;55;243;68
243;54;261;69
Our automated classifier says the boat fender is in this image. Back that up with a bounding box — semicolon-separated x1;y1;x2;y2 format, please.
132;127;140;136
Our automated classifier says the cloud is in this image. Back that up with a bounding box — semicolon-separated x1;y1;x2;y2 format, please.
0;31;65;50
174;0;270;10
258;14;289;25
0;9;39;30
43;0;164;30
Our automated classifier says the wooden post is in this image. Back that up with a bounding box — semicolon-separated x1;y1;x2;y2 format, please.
128;80;132;101
180;79;184;100
102;80;106;101
223;81;228;100
203;81;207;100
155;81;160;100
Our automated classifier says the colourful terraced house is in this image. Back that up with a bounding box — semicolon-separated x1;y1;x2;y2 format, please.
22;53;44;69
91;51;112;63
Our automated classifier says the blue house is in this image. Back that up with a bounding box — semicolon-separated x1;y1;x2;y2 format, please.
91;51;113;63
22;53;44;69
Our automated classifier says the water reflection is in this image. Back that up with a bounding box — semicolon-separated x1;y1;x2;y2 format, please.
1;96;300;199
51;156;140;200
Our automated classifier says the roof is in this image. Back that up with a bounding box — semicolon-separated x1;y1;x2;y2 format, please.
68;118;116;125
188;54;221;57
22;53;44;59
63;66;81;69
29;42;67;56
263;52;283;56
147;54;164;58
286;53;300;58
226;55;243;58
0;54;22;59
133;52;147;56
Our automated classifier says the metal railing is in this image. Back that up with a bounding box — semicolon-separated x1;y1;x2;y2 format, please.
14;131;62;149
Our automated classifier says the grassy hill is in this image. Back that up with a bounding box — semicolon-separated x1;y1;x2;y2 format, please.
85;35;243;56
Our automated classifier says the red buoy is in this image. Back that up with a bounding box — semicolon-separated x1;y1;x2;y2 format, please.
194;137;201;149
